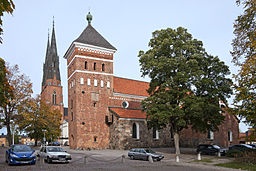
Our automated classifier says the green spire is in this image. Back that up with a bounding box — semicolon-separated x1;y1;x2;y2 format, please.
86;12;92;25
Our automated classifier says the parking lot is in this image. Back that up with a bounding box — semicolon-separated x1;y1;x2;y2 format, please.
0;146;240;171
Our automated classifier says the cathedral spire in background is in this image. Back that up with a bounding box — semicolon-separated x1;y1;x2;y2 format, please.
42;18;61;88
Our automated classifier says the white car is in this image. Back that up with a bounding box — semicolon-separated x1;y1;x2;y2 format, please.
38;146;72;163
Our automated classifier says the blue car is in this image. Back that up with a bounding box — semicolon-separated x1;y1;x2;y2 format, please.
5;144;36;165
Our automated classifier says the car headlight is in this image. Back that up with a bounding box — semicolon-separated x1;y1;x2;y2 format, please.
31;152;36;157
10;153;18;158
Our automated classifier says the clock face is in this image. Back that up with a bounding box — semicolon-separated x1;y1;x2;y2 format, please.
122;101;129;108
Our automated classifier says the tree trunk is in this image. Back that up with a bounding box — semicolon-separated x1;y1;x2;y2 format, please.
6;120;12;146
174;132;180;162
35;138;38;146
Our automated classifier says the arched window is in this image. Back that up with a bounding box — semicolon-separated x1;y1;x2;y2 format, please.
132;123;139;139
52;91;57;105
93;62;96;70
102;63;105;71
153;128;159;139
85;61;87;70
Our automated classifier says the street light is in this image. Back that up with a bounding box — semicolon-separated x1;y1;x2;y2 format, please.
42;129;46;145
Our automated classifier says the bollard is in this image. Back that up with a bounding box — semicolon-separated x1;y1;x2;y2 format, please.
176;155;180;162
84;156;87;164
217;151;221;157
121;155;125;163
148;155;153;163
197;152;201;161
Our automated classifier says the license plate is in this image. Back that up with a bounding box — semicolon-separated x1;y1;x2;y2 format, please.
59;158;66;161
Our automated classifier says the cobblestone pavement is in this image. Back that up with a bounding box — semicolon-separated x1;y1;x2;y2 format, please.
0;146;241;171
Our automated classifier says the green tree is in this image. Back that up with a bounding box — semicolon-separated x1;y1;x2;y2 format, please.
0;0;15;43
231;0;256;129
139;27;232;161
17;95;62;146
0;63;33;146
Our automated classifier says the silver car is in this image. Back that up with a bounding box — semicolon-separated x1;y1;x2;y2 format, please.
128;148;164;161
38;146;72;163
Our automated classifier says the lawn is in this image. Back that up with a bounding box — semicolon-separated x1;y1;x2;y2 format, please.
216;162;256;171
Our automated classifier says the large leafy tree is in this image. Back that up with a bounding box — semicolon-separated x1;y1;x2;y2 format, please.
139;27;232;161
0;58;13;129
0;0;15;43
17;95;62;146
231;0;256;129
0;63;33;145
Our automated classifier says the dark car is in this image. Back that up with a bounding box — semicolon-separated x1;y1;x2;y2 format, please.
48;141;60;146
128;148;164;161
227;144;255;157
229;144;255;151
196;144;226;156
5;144;36;165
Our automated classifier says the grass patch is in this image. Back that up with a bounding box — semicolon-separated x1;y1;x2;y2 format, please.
193;158;213;163
216;162;256;171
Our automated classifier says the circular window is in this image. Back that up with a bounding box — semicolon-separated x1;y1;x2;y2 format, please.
122;101;129;109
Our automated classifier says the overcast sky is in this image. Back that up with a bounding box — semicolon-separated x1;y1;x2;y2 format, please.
0;0;248;132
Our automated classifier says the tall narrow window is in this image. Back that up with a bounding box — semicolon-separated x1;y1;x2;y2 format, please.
102;63;105;71
228;130;232;142
132;123;139;139
94;79;98;87
71;99;73;109
107;81;110;88
132;123;137;138
71;112;73;121
101;80;104;88
93;62;96;70
87;78;91;86
207;130;214;140
80;78;84;84
85;61;87;70
52;91;57;105
153;128;159;139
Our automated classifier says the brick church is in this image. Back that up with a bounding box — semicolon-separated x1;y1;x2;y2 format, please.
42;12;239;150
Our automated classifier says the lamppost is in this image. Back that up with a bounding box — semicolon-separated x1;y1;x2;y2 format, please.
42;129;46;145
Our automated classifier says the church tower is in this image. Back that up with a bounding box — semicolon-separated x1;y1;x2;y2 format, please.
41;20;64;116
64;12;116;149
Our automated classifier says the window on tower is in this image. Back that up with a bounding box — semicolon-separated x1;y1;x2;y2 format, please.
102;63;105;72
93;62;96;70
85;61;87;70
53;91;57;105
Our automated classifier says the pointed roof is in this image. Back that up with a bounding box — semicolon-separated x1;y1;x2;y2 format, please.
51;18;57;56
74;24;116;50
42;20;61;87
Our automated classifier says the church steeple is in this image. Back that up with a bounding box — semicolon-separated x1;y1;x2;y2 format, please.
42;18;61;88
51;17;57;56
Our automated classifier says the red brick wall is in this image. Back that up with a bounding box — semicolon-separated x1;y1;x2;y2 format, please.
67;49;114;149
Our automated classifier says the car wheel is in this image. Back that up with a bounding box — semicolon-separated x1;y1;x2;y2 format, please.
47;157;51;164
130;155;134;160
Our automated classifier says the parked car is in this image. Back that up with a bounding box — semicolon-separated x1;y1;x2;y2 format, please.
5;144;36;165
248;144;256;149
196;144;226;156
38;146;71;163
226;144;256;157
48;141;60;146
128;148;164;161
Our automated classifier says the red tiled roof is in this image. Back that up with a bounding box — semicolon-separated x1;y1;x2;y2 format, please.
110;108;146;119
113;77;149;97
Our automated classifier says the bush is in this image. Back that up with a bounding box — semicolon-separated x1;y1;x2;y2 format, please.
226;149;244;157
235;151;256;164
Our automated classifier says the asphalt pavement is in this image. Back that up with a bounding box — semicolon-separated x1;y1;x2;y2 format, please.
0;146;242;171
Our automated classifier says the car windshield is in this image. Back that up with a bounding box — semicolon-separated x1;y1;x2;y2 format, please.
47;147;65;152
213;145;221;149
13;145;32;152
145;148;155;153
